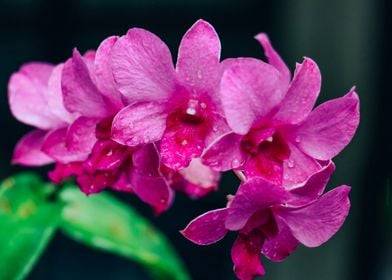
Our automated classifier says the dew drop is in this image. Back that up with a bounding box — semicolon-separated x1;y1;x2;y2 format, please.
287;159;295;168
295;136;301;143
197;70;202;79
231;159;240;168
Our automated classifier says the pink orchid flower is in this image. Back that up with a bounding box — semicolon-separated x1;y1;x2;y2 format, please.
203;34;360;187
182;162;350;279
110;19;229;170
8;61;83;166
45;37;219;212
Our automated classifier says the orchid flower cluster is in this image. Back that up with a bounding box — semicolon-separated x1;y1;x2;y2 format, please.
8;19;359;279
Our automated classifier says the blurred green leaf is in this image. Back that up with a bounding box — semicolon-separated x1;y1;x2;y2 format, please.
0;173;60;280
59;187;190;280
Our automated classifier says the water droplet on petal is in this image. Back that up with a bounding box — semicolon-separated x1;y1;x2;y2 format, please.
231;159;240;168
287;159;295;168
295;136;301;143
197;70;202;79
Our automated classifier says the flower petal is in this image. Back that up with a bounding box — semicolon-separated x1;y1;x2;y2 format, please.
66;116;98;158
202;132;246;171
288;161;335;205
181;208;228;245
95;36;124;108
226;178;287;231
255;33;291;86
177;158;220;197
62;49;111;118
160;124;205;170
176;19;221;96
232;231;265;280
274;58;321;124
131;145;174;214
111;102;167;146
220;58;284;135
277;186;351;247
111;28;175;104
8;63;64;129
12;130;54;166
46;63;74;123
282;142;322;188
42;126;91;163
294;88;360;160
262;217;298;262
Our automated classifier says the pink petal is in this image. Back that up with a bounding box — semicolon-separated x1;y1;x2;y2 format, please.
66;117;98;158
42;126;90;163
294;88;360;160
262;217;298;262
274;58;321;124
131;145;174;214
110;28;175;104
83;140;127;172
289;161;335;205
202;132;246;171
255;33;291;86
220;58;285;135
62;49;111;118
176;19;221;96
49;162;83;184
178;158;220;197
226;178;287;231
232;231;265;280
8;63;64;129
111;102;167;146
95;36;124;108
181;208;228;245
131;173;173;214
277;186;351;247
160;124;205;170
282;142;322;188
45;64;74;123
12;130;54;166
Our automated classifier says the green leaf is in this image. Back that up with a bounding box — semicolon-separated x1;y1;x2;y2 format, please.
59;187;190;280
0;173;60;280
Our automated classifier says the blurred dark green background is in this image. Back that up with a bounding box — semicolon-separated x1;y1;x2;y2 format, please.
0;0;390;279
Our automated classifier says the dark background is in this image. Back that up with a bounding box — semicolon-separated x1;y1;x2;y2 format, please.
0;0;391;279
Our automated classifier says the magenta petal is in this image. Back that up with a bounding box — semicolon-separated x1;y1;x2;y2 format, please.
289;161;335;205
220;58;284;134
226;178;287;231
8;63;64;129
274;58;321;124
46;64;74;123
278;186;351;247
255;33;291;86
131;173;173;214
62;49;111;118
232;232;265;280
66;117;97;158
111;28;175;104
131;144;173;214
294;88;360;160
13;130;54;166
42;127;89;163
181;208;228;245
262;217;298;262
202;132;246;171
282;142;322;188
178;158;220;197
95;36;123;109
160;126;205;170
176;19;221;95
111;102;167;146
